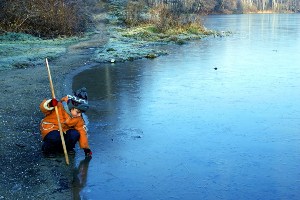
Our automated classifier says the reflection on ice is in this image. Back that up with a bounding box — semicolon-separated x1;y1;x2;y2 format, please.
72;157;92;200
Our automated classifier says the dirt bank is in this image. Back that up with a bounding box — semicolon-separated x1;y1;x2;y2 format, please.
0;2;109;199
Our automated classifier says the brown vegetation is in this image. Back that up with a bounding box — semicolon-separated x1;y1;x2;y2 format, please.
0;0;89;38
124;0;206;34
1;0;298;39
125;0;148;26
123;0;299;35
145;0;300;14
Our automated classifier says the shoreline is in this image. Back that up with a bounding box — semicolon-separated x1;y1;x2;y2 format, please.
0;3;227;198
0;2;298;196
0;22;109;199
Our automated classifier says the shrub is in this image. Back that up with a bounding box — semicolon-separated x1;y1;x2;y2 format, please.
0;0;89;38
149;4;180;33
125;0;147;26
147;3;205;34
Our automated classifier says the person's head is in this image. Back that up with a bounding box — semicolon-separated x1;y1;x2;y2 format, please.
70;107;83;118
67;87;89;117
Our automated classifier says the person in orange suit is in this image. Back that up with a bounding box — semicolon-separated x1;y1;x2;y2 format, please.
40;87;92;158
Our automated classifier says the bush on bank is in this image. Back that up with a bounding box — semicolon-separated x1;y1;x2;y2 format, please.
120;1;221;42
124;0;208;35
0;0;89;38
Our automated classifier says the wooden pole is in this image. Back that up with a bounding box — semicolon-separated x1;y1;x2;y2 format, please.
45;58;69;165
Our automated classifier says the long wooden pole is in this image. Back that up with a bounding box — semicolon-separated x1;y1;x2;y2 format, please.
45;58;69;165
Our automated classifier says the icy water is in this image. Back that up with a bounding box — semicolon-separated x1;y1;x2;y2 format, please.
72;14;300;200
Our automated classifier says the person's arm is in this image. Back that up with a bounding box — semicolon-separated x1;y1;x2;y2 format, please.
40;99;57;114
76;119;92;157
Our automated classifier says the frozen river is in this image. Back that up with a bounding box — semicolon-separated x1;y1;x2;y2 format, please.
72;14;300;200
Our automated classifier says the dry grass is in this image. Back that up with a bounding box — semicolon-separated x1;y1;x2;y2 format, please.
123;1;207;35
0;0;89;38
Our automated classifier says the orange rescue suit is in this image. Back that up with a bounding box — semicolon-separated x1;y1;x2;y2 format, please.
39;96;89;149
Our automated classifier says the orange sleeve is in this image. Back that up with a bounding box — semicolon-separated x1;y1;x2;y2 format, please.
60;96;69;102
76;119;90;149
40;99;54;115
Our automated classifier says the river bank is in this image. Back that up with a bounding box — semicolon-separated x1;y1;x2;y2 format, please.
0;1;110;199
0;31;109;199
0;1;228;199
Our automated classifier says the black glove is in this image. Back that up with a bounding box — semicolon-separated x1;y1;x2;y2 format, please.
84;148;92;157
49;98;58;107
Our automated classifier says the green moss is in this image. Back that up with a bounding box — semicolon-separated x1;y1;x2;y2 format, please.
145;26;160;34
145;53;157;59
187;26;201;34
107;48;116;52
119;23;218;44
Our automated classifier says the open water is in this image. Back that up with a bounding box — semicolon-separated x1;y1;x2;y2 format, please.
72;14;300;200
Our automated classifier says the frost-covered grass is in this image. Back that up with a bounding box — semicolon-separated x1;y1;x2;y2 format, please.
94;23;231;63
0;43;66;69
0;13;231;70
92;1;232;63
0;32;89;70
96;37;168;63
94;25;169;63
120;24;231;43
